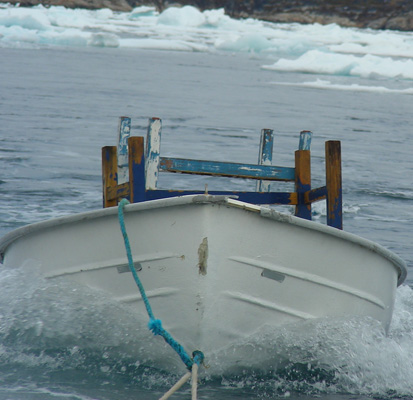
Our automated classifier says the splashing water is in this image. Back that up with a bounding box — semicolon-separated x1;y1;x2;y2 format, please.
0;263;412;399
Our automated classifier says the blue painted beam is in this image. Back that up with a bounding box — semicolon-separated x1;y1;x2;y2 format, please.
304;186;327;203
159;157;295;181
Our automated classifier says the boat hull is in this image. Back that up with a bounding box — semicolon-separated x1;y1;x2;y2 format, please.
0;195;406;353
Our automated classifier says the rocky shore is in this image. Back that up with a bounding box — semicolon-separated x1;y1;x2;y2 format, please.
2;0;413;31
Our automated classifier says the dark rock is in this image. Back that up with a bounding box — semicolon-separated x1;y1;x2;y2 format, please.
4;0;135;11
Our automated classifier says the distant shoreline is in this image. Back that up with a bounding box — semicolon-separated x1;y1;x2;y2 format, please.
1;0;412;31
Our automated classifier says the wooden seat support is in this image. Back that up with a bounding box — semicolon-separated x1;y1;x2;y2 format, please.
102;117;342;229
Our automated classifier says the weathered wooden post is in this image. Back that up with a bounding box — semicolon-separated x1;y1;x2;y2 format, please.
256;129;274;192
299;130;312;151
145;118;162;190
294;130;313;219
102;146;117;208
325;140;342;229
294;148;311;220
117;116;131;185
129;136;146;203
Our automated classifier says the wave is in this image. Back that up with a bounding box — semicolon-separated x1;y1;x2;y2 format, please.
271;79;413;95
357;188;413;201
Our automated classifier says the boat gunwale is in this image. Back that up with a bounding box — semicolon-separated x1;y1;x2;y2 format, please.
0;194;407;286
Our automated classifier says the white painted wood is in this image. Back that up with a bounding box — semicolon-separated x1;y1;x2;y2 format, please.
117;116;131;185
145;117;162;190
299;130;312;150
256;129;274;192
0;195;406;358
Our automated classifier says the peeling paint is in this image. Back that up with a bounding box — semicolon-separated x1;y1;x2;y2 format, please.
198;237;208;275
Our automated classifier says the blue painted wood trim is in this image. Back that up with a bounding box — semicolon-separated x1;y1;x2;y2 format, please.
160;157;295;181
145;190;297;205
299;131;312;150
256;129;274;192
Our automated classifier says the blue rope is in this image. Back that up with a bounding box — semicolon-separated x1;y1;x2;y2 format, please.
118;199;203;370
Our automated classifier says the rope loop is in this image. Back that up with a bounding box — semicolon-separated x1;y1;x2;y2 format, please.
192;350;205;366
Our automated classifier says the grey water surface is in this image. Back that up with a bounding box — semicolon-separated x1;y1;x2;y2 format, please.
1;44;413;400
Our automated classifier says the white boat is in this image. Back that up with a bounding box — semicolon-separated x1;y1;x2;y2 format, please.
0;118;407;366
0;194;406;354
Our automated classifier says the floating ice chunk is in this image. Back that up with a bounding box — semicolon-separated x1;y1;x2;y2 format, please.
88;33;119;48
203;8;230;27
263;49;413;80
216;33;272;53
0;7;51;31
38;28;90;47
158;6;206;27
129;6;158;19
0;25;39;44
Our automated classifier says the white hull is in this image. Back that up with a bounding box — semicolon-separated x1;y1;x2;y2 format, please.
0;195;406;353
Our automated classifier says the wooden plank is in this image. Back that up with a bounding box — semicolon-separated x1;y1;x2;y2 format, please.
256;128;274;192
145;117;162;190
117;116;131;185
326;141;342;229
129;136;146;203
304;186;327;204
106;182;130;202
146;190;298;205
102;146;117;208
299;131;312;151
294;149;311;220
160;157;295;181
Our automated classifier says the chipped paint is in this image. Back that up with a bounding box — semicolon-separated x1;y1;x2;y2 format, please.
299;130;312;151
256;128;274;193
198;237;208;275
145;118;162;190
159;157;295;181
117;117;131;185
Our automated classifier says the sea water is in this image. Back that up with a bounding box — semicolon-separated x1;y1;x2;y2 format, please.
0;4;412;399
